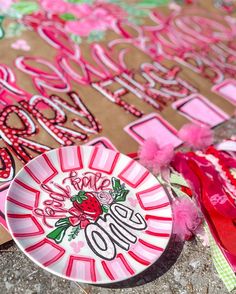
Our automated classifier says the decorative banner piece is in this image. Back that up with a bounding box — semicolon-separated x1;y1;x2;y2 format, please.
172;94;229;127
124;113;183;148
212;79;236;105
86;137;118;151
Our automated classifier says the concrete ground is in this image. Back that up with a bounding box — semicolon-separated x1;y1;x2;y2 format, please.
0;119;236;294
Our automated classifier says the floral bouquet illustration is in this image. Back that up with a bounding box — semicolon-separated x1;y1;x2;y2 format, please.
47;177;129;244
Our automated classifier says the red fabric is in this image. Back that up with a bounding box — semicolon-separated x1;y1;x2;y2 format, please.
172;151;236;256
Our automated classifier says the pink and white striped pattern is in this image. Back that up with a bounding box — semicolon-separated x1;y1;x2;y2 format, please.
102;253;135;281
128;239;164;266
7;179;40;211
136;185;170;210
118;160;149;188
145;215;172;237
24;153;58;184
58;146;83;172
7;214;44;237
26;239;65;267
66;256;96;282
89;147;119;174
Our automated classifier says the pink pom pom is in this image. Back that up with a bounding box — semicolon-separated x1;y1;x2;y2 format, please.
173;197;202;241
178;123;213;149
139;138;158;162
139;138;174;174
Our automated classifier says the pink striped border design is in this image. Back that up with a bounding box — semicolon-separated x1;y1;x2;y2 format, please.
136;185;170;211
101;253;135;281
128;239;164;265
58;146;83;172
118;160;149;188
7;179;40;211
24;154;58;184
145;215;172;237
26;239;65;267
7;214;44;237
66;256;96;282
89;147;119;175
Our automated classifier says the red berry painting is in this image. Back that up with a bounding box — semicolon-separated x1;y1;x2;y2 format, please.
47;177;130;245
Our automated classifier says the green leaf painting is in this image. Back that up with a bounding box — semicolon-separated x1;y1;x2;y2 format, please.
11;1;39;15
138;0;170;7
5;23;26;38
102;205;109;213
60;13;77;21
68;226;81;241
0;16;5;40
47;225;70;244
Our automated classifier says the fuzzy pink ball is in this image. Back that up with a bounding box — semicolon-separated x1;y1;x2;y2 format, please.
173;197;202;240
178;123;213;149
139;138;174;174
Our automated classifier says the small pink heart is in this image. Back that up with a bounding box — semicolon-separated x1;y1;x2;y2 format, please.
128;198;137;207
70;241;84;253
11;39;31;51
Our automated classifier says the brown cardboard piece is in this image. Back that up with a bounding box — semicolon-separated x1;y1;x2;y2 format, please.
0;1;235;245
0;225;11;245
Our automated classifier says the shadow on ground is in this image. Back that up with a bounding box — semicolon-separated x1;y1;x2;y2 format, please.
76;234;184;289
0;240;15;252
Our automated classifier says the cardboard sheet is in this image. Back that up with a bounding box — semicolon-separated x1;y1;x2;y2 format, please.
0;0;236;245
